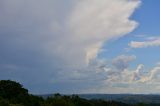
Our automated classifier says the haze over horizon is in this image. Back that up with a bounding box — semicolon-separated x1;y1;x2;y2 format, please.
0;0;160;94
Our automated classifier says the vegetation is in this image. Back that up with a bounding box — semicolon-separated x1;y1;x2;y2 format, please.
0;80;159;106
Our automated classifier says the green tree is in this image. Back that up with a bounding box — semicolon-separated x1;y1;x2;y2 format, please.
0;97;9;106
137;103;147;106
0;80;28;100
0;80;44;106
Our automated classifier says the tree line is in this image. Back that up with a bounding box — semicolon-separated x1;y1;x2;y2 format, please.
0;80;159;106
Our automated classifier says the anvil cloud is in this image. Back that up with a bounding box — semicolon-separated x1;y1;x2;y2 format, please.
0;0;142;94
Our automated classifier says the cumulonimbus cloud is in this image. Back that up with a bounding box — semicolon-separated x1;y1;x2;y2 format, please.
0;0;141;93
68;0;140;66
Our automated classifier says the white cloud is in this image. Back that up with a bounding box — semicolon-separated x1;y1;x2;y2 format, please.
139;65;160;82
129;37;160;48
80;61;160;94
68;0;140;65
112;55;136;70
131;64;144;81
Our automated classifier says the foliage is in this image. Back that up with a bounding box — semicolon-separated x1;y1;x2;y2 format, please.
0;80;43;106
0;80;160;106
0;80;28;99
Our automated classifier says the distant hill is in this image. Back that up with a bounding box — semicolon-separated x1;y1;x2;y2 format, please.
40;94;160;104
78;94;160;104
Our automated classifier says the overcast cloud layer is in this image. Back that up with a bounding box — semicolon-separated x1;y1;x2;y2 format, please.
2;0;159;94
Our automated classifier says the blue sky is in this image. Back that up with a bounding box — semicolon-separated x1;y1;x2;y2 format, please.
0;0;160;94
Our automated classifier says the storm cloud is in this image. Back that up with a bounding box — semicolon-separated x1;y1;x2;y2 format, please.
0;0;141;94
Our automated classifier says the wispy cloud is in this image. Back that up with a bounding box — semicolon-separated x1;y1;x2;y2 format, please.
129;37;160;48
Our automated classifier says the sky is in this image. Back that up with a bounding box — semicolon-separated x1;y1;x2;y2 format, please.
0;0;160;94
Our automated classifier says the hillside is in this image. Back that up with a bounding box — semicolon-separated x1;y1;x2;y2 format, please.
1;80;160;106
79;94;160;104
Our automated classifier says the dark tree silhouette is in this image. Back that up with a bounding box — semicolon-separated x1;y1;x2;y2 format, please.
0;80;28;99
